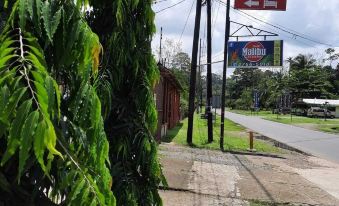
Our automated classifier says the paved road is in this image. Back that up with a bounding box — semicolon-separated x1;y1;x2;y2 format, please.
220;111;339;163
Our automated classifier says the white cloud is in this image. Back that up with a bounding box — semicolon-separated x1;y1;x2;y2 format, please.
152;0;339;74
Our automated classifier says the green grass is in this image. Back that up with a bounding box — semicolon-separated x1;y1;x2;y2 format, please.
163;113;280;153
231;109;339;134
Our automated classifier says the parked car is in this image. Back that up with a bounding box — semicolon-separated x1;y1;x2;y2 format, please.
307;107;335;118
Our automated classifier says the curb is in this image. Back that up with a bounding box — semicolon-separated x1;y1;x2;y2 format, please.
253;133;312;156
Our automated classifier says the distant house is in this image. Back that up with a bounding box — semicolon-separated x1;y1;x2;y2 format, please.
154;63;182;142
302;99;339;118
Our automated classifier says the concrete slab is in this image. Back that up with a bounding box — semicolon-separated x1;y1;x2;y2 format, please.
159;190;249;206
188;161;240;198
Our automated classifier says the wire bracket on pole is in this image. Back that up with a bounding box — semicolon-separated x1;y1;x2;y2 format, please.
230;21;278;41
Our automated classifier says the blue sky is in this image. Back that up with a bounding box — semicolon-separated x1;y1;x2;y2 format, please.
152;0;339;75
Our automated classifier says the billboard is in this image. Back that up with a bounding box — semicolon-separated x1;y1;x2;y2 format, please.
228;40;283;68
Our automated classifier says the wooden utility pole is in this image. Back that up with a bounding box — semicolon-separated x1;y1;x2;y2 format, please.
187;0;202;144
206;0;213;143
220;0;231;151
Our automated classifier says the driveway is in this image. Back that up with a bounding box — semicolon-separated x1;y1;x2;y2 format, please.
221;111;339;163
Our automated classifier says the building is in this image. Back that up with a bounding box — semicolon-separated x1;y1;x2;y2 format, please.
302;99;339;118
154;64;182;141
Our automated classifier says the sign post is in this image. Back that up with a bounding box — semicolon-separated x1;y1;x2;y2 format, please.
234;0;287;11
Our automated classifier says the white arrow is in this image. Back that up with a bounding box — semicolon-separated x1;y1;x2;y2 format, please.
244;0;260;7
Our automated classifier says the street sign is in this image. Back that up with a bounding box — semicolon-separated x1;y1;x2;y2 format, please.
212;95;221;108
253;91;260;109
228;40;283;68
234;0;287;11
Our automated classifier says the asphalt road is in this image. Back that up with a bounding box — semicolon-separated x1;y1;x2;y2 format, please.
221;111;339;163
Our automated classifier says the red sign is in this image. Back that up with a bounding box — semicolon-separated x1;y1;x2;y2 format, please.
242;42;266;62
234;0;287;11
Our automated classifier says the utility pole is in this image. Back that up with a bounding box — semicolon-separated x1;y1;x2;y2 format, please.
220;0;231;151
187;0;202;144
198;38;202;113
206;0;213;143
159;27;163;63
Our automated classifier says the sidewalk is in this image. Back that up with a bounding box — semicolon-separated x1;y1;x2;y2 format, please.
159;143;339;206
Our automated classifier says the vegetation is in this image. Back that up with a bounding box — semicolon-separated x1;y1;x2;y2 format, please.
163;114;280;153
227;52;339;110
0;0;164;205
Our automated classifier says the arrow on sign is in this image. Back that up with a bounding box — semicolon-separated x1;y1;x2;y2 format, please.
244;0;260;7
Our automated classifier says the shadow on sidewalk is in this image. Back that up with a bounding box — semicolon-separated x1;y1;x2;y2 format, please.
233;155;275;202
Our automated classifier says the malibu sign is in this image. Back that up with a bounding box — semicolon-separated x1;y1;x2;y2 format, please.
228;40;283;68
242;41;266;62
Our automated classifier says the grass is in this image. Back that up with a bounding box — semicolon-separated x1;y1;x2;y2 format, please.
163;113;280;153
230;109;339;134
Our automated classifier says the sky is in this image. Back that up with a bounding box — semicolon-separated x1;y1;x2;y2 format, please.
151;0;339;76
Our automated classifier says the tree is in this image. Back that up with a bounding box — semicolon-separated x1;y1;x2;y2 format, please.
156;38;182;66
0;0;165;205
172;52;191;72
86;1;166;205
324;48;339;68
0;0;115;205
289;54;316;71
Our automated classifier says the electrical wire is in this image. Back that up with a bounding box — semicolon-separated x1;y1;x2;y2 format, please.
215;0;333;47
155;0;186;13
230;7;319;49
153;0;170;4
179;0;195;42
212;0;221;38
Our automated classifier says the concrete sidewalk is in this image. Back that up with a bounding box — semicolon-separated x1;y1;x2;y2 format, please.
159;143;339;206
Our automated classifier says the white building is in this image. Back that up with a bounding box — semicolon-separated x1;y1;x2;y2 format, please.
303;99;339;118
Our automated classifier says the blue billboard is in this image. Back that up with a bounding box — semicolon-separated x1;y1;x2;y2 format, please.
228;40;283;68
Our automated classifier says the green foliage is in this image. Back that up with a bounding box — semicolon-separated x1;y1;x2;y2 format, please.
0;0;115;205
228;52;339;110
86;0;166;205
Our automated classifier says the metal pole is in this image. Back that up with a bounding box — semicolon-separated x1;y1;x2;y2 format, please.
220;0;230;151
187;0;202;144
159;27;162;62
198;38;202;114
207;0;213;143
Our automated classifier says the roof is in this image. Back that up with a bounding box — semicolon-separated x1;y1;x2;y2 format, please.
302;99;339;106
157;63;183;90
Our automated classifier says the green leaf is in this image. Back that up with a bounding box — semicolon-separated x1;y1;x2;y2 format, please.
0;55;17;70
0;87;27;124
19;0;27;29
69;178;86;202
1;99;32;166
33;119;47;173
45;76;56;117
18;110;39;179
0;70;15;86
42;1;62;42
45;119;63;158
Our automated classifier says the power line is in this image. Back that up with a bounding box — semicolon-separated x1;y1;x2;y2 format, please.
230;8;319;48
235;8;332;46
155;0;186;13
215;0;333;47
212;0;221;37
153;0;170;4
179;0;195;42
